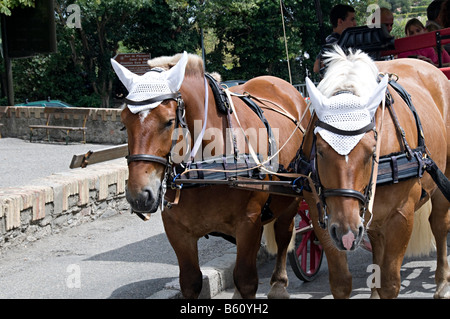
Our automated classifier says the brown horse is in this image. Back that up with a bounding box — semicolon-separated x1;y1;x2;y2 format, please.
112;52;309;298
301;46;450;298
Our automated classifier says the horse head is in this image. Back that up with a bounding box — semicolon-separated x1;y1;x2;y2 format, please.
306;46;388;251
112;52;189;214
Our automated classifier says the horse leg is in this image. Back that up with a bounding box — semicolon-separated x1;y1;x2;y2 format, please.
162;215;203;299
324;246;352;298
306;197;352;298
367;226;388;299
233;224;262;298
267;199;298;299
376;204;415;299
430;190;450;299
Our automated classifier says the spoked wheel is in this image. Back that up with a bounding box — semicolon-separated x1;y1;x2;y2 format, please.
288;200;324;282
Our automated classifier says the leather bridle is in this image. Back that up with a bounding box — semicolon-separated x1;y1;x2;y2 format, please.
125;92;185;167
312;117;377;229
124;92;186;217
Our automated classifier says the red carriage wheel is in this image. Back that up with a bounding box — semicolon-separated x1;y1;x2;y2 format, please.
288;200;324;282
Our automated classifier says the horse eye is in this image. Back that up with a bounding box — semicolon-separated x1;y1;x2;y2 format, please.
165;119;175;128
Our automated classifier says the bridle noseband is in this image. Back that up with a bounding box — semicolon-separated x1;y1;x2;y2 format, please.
126;154;169;166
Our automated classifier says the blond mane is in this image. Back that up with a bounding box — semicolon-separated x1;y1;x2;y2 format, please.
148;53;222;82
318;45;379;98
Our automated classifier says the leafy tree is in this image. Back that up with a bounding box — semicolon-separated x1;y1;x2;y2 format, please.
192;0;304;82
0;0;34;15
4;0;432;108
193;0;348;83
72;0;154;107
123;0;200;58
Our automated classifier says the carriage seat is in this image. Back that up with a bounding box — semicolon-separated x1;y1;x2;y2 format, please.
337;25;395;60
381;27;450;79
440;67;450;79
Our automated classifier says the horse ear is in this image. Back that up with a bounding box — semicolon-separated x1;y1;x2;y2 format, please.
365;75;389;118
165;51;188;92
306;77;328;118
111;58;138;91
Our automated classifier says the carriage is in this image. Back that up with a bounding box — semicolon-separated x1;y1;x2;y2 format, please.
71;24;450;298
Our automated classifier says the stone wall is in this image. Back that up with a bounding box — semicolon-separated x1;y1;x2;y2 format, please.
0;159;129;251
0;106;126;144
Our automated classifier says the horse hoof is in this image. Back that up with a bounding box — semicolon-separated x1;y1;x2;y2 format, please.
370;289;380;299
267;282;290;299
232;288;243;299
434;283;450;299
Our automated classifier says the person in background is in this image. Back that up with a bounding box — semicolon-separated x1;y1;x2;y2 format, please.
425;0;445;31
443;0;450;28
440;0;450;54
398;18;450;67
379;7;394;34
313;4;356;73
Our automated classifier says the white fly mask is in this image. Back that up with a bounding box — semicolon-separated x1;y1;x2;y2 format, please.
305;76;388;155
111;51;188;114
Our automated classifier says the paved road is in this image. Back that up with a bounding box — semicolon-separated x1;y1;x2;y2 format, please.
0;209;234;298
1;204;447;299
1;138;449;299
0;138;117;188
215;243;450;299
0;137;235;298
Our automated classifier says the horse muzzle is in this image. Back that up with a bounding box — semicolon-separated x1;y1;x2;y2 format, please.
126;186;161;215
329;221;364;251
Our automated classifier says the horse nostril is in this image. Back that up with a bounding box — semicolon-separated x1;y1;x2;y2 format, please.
142;188;154;204
330;224;338;242
126;187;158;214
358;225;364;238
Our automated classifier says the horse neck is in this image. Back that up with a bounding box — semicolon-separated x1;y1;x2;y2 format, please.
181;74;223;127
180;75;225;159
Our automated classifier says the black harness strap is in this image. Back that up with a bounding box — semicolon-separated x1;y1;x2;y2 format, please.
238;95;277;160
124;93;180;106
315;119;375;136
205;73;231;114
388;80;425;148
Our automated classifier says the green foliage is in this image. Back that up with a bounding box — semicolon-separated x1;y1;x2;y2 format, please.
0;0;35;15
3;0;437;107
123;0;200;57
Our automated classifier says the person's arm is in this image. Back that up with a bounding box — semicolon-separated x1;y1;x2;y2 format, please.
313;57;321;73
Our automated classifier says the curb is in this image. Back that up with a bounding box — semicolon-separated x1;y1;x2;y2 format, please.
0;159;128;251
148;245;273;299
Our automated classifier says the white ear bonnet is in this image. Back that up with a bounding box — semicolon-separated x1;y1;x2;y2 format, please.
306;76;388;155
111;51;188;114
